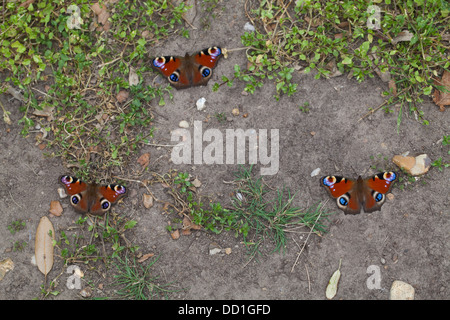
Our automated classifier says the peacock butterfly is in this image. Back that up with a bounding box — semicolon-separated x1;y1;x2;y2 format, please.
151;46;222;89
320;172;398;214
59;175;127;216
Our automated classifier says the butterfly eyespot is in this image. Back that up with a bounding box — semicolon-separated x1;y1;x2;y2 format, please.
200;66;211;78
373;191;385;203
152;57;166;68
336;194;350;209
338;196;348;206
114;185;126;194
383;172;397;181
71;194;81;205
61;176;73;183
322;176;336;187
169;72;179;83
100;199;110;210
208;47;221;57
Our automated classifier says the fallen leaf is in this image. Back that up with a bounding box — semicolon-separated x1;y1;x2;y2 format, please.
192;178;202;188
19;0;35;8
6;86;25;102
170;229;180;240
392;30;414;44
49;200;63;216
137;153;150;169
181;229;191;236
137;253;154;263
116;90;129;103
389;79;397;96
129;67;139;86
326;259;342;299
143;193;154;208
0;258;14;281
32;105;54;120
91;3;111;31
35;216;55;276
183;215;202;231
224;248;232;255
433;70;450;111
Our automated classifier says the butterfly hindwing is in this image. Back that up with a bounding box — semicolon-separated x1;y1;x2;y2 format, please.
59;175;89;213
321;176;361;214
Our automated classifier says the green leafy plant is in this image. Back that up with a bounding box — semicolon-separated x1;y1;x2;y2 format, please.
113;254;179;300
229;165;331;259
0;0;187;179
7;220;26;235
226;0;450;125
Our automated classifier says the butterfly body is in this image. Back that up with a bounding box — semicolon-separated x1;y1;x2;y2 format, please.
320;172;397;214
59;175;127;216
152;47;222;89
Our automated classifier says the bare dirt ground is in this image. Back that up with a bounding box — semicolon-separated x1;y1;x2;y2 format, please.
1;0;449;300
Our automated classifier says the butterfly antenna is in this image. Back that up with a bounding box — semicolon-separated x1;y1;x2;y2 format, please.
350;165;359;176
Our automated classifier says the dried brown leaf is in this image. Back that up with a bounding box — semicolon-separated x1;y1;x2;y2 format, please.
116;90;129;103
392;30;414;44
137;153;150;169
143;193;154;209
129;67;139;86
170;229;180;240
91;3;111;31
433;70;450;111
35;216;55;275
137;253;154;263
49;200;63;216
389;79;397;96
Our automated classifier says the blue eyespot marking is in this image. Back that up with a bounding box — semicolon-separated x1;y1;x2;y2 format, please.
374;193;383;202
153;58;165;68
102;201;109;210
202;68;211;77
322;176;336;187
209;47;222;57
339;197;348;206
170;73;179;82
114;185;126;194
71;196;79;204
385;172;396;181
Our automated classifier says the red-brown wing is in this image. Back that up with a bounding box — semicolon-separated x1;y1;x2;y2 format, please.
365;172;397;193
321;175;362;214
59;175;89;213
194;47;222;68
321;176;354;198
363;172;397;213
89;184;127;216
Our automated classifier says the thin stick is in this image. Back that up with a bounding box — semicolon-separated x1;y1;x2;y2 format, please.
358;88;407;122
305;263;311;293
290;209;323;273
9;190;23;209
